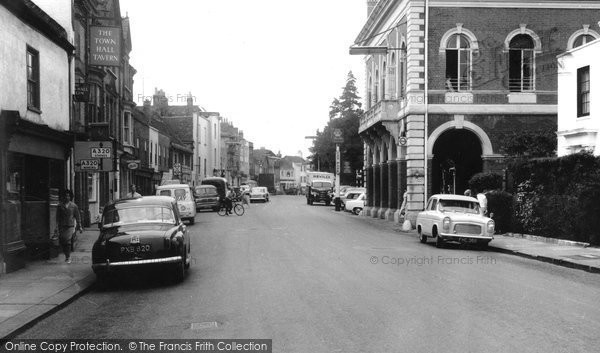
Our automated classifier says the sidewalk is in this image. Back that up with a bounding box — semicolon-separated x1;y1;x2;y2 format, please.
341;210;600;273
0;228;98;339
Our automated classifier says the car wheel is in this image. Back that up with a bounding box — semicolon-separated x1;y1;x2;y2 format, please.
184;246;190;269
188;217;195;225
478;241;489;251
434;228;444;248
173;259;185;283
353;207;362;215
418;227;427;244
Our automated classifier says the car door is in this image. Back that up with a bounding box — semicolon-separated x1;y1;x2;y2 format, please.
423;198;437;235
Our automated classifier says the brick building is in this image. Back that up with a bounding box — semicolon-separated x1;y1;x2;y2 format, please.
352;0;600;224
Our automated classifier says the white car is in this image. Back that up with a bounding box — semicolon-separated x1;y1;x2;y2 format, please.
344;192;366;215
416;194;494;248
340;187;366;208
250;187;270;202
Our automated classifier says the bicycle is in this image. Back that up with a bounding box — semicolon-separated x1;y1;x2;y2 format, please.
217;198;245;216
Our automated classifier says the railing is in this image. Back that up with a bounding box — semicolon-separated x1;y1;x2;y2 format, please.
359;99;400;133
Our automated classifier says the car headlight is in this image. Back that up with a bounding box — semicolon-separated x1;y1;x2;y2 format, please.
442;217;451;231
487;220;495;234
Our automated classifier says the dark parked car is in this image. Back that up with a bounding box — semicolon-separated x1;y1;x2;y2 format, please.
92;196;191;282
201;177;229;201
194;185;220;211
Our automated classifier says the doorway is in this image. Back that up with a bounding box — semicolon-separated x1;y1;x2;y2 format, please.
431;128;482;195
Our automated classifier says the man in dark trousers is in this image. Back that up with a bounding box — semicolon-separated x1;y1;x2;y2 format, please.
55;189;83;263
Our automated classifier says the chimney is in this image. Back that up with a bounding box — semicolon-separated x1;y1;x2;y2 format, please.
143;99;151;115
367;0;377;17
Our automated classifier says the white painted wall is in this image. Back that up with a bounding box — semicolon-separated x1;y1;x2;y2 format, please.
0;5;71;131
557;40;600;156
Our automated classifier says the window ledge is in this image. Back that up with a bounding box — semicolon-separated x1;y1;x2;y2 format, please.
444;92;473;104
508;92;537;104
27;106;42;114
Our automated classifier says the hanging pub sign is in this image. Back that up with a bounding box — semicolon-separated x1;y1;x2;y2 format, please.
89;26;121;67
74;82;89;102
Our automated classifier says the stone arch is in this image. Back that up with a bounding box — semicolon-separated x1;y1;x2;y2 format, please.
439;23;479;53
567;25;600;49
504;25;542;53
427;120;494;157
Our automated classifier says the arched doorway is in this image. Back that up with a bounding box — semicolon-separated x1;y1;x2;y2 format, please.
431;129;482;195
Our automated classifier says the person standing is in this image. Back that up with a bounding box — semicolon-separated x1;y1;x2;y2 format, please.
126;184;142;198
476;189;488;216
55;189;82;263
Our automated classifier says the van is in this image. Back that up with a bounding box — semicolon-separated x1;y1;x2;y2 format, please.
155;184;197;224
201;177;229;200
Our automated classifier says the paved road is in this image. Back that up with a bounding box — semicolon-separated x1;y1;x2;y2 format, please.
16;196;600;352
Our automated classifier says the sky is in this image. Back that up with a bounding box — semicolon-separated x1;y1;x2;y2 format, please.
119;0;367;159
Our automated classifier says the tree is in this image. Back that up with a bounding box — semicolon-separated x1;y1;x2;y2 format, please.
502;129;557;158
309;72;364;185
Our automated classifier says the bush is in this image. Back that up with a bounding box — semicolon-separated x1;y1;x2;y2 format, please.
469;172;502;193
486;190;513;234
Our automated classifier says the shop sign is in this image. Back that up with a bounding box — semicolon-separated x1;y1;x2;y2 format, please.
74;83;89;102
90;26;121;66
127;160;140;170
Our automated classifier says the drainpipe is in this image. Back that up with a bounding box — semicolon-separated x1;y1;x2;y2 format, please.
423;0;429;206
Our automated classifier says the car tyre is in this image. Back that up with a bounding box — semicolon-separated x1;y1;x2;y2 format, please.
418;228;427;244
435;229;444;248
184;246;190;269
173;259;185;283
353;207;362;215
478;241;489;251
188;217;195;225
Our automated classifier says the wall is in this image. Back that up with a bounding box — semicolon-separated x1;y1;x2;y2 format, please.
0;5;70;131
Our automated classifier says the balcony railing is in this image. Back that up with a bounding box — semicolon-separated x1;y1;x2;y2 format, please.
359;99;400;133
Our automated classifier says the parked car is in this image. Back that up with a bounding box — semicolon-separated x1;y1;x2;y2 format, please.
250;186;269;202
155;184;196;224
91;196;191;282
344;192;366;215
416;194;494;248
340;187;366;208
201;177;229;201
194;185;220;212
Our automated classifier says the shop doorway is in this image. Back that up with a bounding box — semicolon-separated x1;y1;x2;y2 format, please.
431;128;482;195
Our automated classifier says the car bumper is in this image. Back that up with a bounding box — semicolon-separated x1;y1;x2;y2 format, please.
196;201;219;209
92;256;183;272
438;233;493;243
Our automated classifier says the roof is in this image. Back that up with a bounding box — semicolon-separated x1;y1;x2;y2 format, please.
430;194;479;202
283;155;305;164
162;116;193;143
108;196;175;209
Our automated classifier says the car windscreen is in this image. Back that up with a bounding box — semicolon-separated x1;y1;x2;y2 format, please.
438;199;480;214
346;193;361;200
102;206;175;227
159;188;190;201
312;182;332;188
195;187;217;195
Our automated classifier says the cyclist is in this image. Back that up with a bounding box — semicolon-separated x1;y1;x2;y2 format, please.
225;187;236;215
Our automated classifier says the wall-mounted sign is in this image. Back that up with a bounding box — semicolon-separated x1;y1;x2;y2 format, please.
90;26;121;67
79;159;99;170
74;141;113;172
91;147;111;158
74;83;89;102
399;136;407;146
333;128;344;144
127;161;140;170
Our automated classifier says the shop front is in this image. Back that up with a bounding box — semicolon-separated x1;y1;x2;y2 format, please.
1;111;72;270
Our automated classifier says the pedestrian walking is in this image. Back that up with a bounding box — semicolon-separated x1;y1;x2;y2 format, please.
126;184;142;198
55;189;83;263
242;191;250;208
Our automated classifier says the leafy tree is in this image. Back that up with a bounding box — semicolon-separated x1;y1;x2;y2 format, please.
309;72;364;185
502;129;557;158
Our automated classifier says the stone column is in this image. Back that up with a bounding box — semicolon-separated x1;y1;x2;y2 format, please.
372;163;381;218
364;165;374;216
386;160;398;221
378;161;389;219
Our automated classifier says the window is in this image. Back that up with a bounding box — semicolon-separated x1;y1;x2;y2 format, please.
573;34;596;48
509;34;535;92
382;61;387;100
26;47;40;109
204;158;207;176
445;34;471;91
123;112;132;144
400;42;407;97
374;70;379;103
577;66;590;117
367;76;372;109
389;53;397;100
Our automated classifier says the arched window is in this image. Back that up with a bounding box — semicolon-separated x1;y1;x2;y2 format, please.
573;34;596;48
400;42;407;97
374;70;379;103
509;34;535;92
389;52;397;100
382;61;387;100
445;34;471;91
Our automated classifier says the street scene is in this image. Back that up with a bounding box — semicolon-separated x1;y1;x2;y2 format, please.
2;0;600;352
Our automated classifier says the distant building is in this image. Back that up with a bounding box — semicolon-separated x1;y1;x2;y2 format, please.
557;39;600;156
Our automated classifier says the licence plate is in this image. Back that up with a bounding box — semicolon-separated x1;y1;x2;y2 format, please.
120;244;152;254
460;238;477;244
